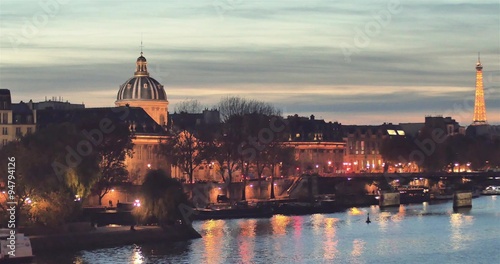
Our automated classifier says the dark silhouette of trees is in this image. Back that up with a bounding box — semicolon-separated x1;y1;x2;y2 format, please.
174;99;203;114
207;97;284;200
265;145;295;199
0;123;100;227
134;169;191;228
380;135;414;165
85;122;133;205
381;127;500;172
161;130;208;184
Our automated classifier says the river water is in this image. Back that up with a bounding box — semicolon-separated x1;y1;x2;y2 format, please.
36;196;500;264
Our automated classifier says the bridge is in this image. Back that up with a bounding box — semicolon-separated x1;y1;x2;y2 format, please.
318;171;500;181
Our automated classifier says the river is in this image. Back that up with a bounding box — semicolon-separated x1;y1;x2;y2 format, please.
35;196;500;264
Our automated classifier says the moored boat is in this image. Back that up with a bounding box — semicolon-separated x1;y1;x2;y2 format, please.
0;229;34;264
193;203;274;220
397;186;430;204
274;200;341;216
482;186;500;195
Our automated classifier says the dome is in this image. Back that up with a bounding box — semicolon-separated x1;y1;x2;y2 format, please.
116;53;167;101
117;76;167;100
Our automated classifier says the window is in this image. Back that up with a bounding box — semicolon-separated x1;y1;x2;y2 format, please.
387;129;397;135
27;127;32;134
2;127;7;135
144;83;148;88
137;146;142;160
15;127;21;136
447;125;454;135
2;139;7;146
2;113;7;124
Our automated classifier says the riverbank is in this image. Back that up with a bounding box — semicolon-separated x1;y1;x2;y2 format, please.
29;225;201;255
36;196;500;263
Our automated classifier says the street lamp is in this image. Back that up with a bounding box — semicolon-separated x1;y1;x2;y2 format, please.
147;163;151;169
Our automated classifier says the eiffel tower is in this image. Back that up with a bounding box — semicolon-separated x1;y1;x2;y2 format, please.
472;53;488;126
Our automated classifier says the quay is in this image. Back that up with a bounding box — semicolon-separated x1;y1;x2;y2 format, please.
81;171;500;223
27;225;201;255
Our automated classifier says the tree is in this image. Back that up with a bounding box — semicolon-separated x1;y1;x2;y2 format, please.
28;191;78;228
175;99;203;114
85;122;133;205
416;127;447;172
209;125;240;184
264;144;295;199
0;123;100;227
216;96;281;122
134;169;191;228
380;136;414;165
211;97;283;200
161;130;207;184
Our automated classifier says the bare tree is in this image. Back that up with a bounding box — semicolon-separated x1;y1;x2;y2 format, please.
175;99;203;114
161;130;208;184
210;96;285;200
264;144;295;199
216;96;281;122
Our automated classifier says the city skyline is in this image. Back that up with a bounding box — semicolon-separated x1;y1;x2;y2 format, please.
1;0;499;125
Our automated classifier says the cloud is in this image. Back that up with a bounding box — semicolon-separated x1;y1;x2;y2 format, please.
0;0;498;125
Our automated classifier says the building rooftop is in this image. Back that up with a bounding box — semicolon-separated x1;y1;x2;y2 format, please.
37;107;166;135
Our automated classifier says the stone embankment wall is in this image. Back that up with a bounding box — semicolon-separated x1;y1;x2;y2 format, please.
29;225;201;255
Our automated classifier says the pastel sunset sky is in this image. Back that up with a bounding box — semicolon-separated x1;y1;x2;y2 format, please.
1;0;499;125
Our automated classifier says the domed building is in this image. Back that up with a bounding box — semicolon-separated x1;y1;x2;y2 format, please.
115;52;169;126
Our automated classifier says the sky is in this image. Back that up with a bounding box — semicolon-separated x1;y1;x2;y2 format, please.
0;0;499;125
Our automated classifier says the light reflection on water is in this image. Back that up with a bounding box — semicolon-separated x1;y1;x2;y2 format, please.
35;196;500;264
202;220;226;263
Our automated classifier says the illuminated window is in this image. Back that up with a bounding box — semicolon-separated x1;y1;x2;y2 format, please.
387;130;397;135
397;130;405;135
137;146;142;160
144;83;148;88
